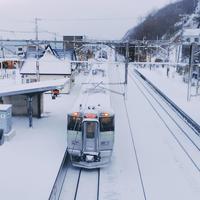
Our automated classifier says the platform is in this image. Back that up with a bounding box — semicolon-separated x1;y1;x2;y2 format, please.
0;73;84;200
4;129;16;142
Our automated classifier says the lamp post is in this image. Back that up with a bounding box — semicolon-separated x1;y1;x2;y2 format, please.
125;42;129;85
187;43;196;101
35;18;40;82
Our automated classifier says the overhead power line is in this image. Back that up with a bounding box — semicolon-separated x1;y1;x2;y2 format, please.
0;29;35;34
40;17;135;22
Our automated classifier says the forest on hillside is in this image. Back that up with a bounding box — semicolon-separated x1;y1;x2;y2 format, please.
124;0;198;40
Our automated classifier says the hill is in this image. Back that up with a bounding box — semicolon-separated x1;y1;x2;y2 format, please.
124;0;198;41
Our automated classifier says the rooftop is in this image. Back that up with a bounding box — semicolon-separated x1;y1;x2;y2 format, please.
20;49;71;75
183;28;200;37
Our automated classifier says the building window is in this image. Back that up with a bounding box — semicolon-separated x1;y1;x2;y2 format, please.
195;38;199;43
30;79;37;83
186;38;190;42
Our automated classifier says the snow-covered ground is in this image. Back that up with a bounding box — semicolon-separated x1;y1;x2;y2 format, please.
136;65;200;124
0;73;84;200
98;63;200;200
1;54;200;200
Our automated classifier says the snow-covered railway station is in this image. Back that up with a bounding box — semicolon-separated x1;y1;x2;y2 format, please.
0;75;84;199
1;0;200;199
1;56;200;199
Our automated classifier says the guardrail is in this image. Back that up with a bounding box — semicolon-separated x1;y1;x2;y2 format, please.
135;69;200;136
49;150;70;200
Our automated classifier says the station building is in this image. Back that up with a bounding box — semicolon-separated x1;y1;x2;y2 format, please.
182;28;200;43
20;45;72;94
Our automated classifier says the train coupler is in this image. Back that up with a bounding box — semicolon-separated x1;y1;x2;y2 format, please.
82;153;101;162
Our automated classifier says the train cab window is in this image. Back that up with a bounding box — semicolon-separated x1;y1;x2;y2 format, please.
84;121;97;138
100;117;114;132
67;116;82;131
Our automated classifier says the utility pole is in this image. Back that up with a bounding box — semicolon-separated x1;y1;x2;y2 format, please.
35;17;40;82
114;46;117;62
101;43;103;59
187;43;195;101
0;41;3;77
27;95;33;127
125;42;129;84
35;18;39;41
54;33;57;49
137;45;140;62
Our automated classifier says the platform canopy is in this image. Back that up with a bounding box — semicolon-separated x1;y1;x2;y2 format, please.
0;78;69;97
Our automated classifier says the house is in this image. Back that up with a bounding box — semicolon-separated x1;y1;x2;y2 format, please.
20;45;72;93
182;28;200;43
179;28;200;63
0;46;22;78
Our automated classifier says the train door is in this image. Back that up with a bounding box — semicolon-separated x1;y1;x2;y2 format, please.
83;121;98;153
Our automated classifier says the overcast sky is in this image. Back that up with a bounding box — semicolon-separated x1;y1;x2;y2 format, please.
0;0;176;40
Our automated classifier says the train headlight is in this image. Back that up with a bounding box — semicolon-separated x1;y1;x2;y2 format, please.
72;112;80;117
101;112;110;117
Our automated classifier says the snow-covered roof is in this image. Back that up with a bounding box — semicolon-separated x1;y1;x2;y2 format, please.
183;29;200;37
0;104;11;110
43;45;58;57
0;78;69;97
70;63;113;114
0;57;22;62
20;49;71;75
0;48;21;60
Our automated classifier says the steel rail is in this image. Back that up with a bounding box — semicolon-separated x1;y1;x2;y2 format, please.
48;150;70;200
74;169;82;200
110;64;147;200
97;168;100;200
133;70;200;152
73;168;100;200
134;69;200;136
123;98;147;200
129;72;200;172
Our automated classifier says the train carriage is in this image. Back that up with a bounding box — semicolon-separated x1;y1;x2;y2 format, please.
67;64;115;169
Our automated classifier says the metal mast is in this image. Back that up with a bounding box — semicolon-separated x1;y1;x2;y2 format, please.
35;17;40;82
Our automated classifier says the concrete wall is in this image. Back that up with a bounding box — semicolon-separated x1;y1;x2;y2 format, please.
2;94;43;117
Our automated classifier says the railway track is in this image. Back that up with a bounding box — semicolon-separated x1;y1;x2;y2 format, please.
129;69;200;172
133;69;200;151
59;166;100;200
112;64;147;200
49;64;200;200
49;152;100;200
108;63;200;199
49;150;70;200
123;98;147;200
73;168;100;200
134;69;200;136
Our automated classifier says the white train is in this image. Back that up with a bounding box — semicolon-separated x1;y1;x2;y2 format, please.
67;64;115;168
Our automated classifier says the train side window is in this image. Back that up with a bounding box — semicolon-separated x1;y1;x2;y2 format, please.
67;116;82;131
100;116;114;132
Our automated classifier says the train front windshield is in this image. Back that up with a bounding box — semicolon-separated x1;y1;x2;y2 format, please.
67;116;82;131
99;116;114;132
84;121;97;138
83;121;98;152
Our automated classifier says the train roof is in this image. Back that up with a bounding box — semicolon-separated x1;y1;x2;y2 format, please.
69;63;114;115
